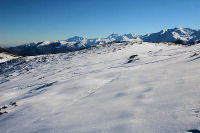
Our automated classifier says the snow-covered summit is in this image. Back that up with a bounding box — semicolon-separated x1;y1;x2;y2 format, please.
66;36;85;42
142;27;200;44
106;33;121;39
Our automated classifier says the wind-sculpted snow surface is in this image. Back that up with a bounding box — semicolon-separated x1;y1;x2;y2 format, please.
0;42;200;133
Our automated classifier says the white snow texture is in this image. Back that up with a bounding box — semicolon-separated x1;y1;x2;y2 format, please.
0;42;200;133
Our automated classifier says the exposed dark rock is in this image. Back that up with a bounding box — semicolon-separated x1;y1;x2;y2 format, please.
1;106;8;109
127;54;139;63
10;102;17;106
187;129;200;133
190;53;199;57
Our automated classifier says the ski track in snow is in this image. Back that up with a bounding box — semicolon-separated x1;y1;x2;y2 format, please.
0;42;200;133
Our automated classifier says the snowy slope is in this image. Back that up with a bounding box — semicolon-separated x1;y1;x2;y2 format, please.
1;42;200;133
0;47;19;63
0;53;18;63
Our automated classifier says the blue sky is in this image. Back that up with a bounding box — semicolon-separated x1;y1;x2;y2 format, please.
0;0;200;46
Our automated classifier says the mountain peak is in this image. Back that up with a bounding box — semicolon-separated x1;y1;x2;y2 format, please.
107;33;120;39
141;27;200;43
66;36;85;42
160;29;168;34
174;27;185;30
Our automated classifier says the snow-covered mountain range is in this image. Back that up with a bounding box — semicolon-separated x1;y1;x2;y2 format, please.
142;27;200;44
7;27;200;56
1;26;200;133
